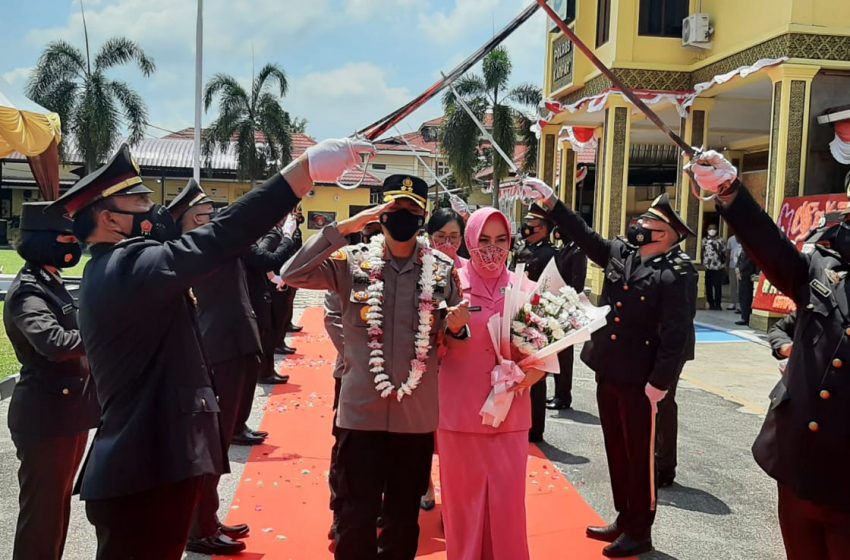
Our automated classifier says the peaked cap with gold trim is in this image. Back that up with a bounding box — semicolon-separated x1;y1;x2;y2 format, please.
382;174;428;209
641;193;695;242
49;143;152;217
167;179;213;221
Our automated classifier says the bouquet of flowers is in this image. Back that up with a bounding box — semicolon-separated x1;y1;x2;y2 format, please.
480;259;610;427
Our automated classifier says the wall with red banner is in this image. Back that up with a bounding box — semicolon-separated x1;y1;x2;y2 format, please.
752;194;850;314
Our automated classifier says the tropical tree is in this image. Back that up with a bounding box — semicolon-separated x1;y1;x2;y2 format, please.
26;32;156;173
441;47;542;206
203;63;293;187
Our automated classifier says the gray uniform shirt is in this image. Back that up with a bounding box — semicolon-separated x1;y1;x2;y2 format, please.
281;225;461;433
324;291;345;379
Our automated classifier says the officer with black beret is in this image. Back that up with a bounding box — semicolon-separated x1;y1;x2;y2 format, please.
522;178;696;558
5;202;100;560
48;137;373;559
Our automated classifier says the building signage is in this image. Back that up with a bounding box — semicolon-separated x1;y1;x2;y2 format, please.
551;33;574;92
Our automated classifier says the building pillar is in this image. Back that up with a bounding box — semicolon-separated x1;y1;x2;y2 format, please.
559;142;578;207
765;64;819;219
598;97;632;240
676;98;714;261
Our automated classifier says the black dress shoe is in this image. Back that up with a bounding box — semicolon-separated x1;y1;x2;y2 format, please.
250;429;269;438
529;433;544;444
275;344;297;355
219;522;250;539
546;397;572;410
232;428;266;446
734;320;749;326
546;397;556;404
259;373;290;384
287;323;303;333
586;522;622;543
657;472;675;488
186;533;246;555
603;534;652;558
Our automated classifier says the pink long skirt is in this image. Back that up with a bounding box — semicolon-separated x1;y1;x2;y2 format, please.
437;429;530;560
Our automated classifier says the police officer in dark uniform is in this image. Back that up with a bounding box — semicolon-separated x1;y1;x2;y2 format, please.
689;151;850;560
655;243;698;487
512;204;558;442
5;202;100;560
48;137;372;559
522;178;696;558
167;180;257;555
548;226;588;411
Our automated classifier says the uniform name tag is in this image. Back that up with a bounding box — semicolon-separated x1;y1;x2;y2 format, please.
61;304;74;315
810;279;832;298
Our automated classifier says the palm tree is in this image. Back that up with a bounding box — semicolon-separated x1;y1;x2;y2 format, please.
26;33;155;173
441;47;542;207
203;64;293;187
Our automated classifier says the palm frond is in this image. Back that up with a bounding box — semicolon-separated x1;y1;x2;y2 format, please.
256;92;293;166
482;47;511;96
490;103;516;182
441;74;486;109
109;80;148;145
507;83;542;108
94;37;155;76
26;40;86;102
253;63;288;105
515;112;538;174
203;73;249;112
73;75;120;172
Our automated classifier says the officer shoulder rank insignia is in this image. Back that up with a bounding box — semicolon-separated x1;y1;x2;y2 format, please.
330;249;347;261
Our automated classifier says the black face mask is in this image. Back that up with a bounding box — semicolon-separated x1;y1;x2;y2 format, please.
381;210;424;242
16;232;82;269
821;223;850;263
110;204;179;242
627;223;657;247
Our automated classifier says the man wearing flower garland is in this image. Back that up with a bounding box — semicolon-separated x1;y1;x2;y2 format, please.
281;174;470;560
522;178;696;558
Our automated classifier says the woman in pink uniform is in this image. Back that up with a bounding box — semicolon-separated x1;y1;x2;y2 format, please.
437;207;544;560
427;207;468;269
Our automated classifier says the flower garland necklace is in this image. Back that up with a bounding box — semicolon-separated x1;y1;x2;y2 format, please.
365;234;437;401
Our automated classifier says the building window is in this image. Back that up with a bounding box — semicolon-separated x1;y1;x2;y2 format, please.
549;0;577;31
638;0;688;37
435;161;449;177
372;163;387;170
596;0;611;47
370;191;382;204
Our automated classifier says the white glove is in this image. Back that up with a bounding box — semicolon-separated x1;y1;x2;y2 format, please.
449;194;469;216
645;382;668;414
521;177;555;203
685;149;738;193
282;213;298;237
305;137;376;184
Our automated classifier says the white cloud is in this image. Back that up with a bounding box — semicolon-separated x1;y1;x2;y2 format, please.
343;0;418;21
418;0;500;44
2;67;33;88
287;62;413;138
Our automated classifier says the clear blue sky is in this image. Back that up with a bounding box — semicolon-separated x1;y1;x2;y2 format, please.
1;0;547;141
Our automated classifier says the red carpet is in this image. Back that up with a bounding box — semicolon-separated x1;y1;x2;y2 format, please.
217;307;621;559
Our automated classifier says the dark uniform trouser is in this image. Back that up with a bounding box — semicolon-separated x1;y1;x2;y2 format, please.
530;377;547;441
274;287;298;348
85;476;203;560
235;355;262;433
655;363;684;478
778;483;850;560
597;381;656;540
190;356;250;538
739;278;754;323
554;347;574;406
329;377;343;515
705;269;724;308
11;431;88;560
334;429;434;560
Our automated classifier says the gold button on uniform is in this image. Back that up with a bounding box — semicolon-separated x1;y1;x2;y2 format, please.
645;340;651;346
614;317;621;324
833;359;843;369
623;285;630;291
808;421;820;432
640;296;646;302
610;334;617;341
820;390;831;400
62;388;70;395
845;328;850;336
616;302;623;308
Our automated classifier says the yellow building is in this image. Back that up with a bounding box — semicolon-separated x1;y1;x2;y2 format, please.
540;0;850;326
0;131;379;240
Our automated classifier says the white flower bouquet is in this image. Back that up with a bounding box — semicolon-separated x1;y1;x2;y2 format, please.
480;259;610;427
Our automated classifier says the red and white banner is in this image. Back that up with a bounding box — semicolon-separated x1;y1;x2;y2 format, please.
752;194;850;314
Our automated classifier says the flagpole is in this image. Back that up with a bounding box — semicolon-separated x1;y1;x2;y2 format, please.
193;0;203;183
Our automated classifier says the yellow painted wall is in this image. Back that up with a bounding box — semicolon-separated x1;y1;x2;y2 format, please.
299;185;371;239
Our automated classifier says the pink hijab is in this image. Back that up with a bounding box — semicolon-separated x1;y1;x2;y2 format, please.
464;208;512;294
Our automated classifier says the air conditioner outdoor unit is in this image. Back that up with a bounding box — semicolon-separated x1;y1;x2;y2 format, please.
682;14;713;49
